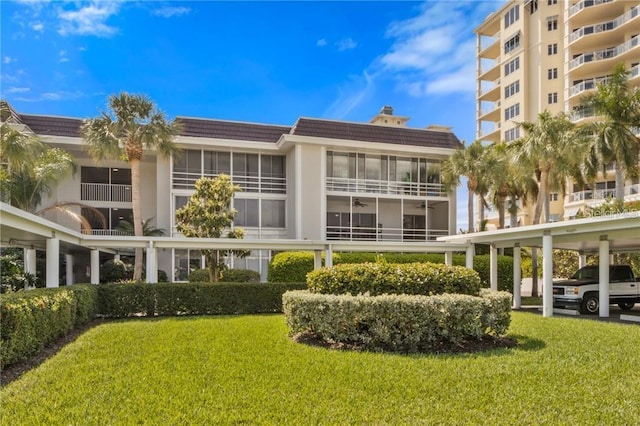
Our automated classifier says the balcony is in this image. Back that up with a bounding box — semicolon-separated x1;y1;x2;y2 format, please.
569;36;639;73
326;225;448;242
81;183;132;202
81;229;131;236
631;64;640;80
571;106;596;122
172;172;286;193
569;5;639;46
569;0;618;23
478;81;500;102
568;76;609;99
565;188;616;204
326;177;446;197
479;38;500;60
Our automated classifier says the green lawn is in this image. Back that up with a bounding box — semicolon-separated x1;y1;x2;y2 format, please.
2;313;639;425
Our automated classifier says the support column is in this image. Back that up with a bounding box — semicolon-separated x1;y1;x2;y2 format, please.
490;244;498;291
599;236;610;318
313;250;322;270
46;237;60;288
542;232;554;317
91;249;100;285
65;254;74;286
444;251;453;266
465;244;474;269
325;244;333;268
24;247;37;280
146;242;158;283
578;251;587;268
513;244;522;309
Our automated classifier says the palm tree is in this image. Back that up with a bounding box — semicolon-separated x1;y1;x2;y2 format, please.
83;93;181;280
579;63;640;200
442;141;492;233
116;218;166;236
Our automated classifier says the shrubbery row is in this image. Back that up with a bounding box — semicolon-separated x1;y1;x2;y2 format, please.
268;252;515;292
0;285;98;368
283;289;512;353
307;262;481;296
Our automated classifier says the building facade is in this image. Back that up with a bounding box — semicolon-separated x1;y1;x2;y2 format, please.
476;0;640;226
5;105;461;281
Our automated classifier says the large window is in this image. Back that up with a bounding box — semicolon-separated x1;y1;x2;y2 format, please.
504;5;519;28
547;43;558;55
505;80;520;98
234;199;259;227
505;103;520;120
261;200;285;228
203;151;230;175
504;57;520;76
505;127;520;142
547;16;558;31
504;34;520;54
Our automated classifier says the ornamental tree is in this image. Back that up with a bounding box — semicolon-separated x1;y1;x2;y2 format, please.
175;175;248;282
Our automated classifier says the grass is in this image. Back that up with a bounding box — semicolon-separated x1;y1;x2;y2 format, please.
520;296;542;305
2;313;640;425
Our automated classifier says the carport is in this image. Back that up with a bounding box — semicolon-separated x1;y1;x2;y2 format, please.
438;214;640;320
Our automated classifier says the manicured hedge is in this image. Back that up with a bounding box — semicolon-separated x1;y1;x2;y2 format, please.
97;282;307;318
0;284;98;368
268;251;515;292
188;268;261;283
307;262;481;296
282;289;512;352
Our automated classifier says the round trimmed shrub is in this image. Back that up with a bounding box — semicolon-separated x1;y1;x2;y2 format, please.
306;262;482;296
188;269;210;282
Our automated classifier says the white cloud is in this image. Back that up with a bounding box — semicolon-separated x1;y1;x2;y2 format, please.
152;6;191;18
5;87;31;94
316;38;327;47
57;2;121;37
336;37;357;51
15;90;82;102
31;22;44;32
3;56;17;64
324;71;376;119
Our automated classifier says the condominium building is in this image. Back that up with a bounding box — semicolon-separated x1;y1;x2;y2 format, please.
3;104;461;282
476;0;640;226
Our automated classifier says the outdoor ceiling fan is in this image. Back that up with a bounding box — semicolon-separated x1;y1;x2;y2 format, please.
353;198;368;207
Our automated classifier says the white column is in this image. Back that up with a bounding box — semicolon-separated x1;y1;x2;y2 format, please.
313;250;322;269
490;244;498;291
46;238;60;288
325;244;333;268
513;244;522;309
91;249;100;285
146;242;158;283
444;251;453;266
465;244;474;269
65;254;74;286
114;253;121;262
599;236;610;318
578;252;587;268
24;248;37;275
542;232;554;317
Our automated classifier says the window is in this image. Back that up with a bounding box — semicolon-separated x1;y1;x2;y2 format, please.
203;151;230;175
548;92;558;104
504;33;521;54
547;16;558;31
504;5;520;28
547;43;558;55
504;57;520;76
505;80;520;98
529;0;538;14
234;199;259;227
547;0;557;4
261;200;285;228
549;193;558;201
505;103;520;121
505;127;520;142
547;68;558;79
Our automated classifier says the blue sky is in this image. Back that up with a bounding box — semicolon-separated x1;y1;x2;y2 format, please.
1;0;505;231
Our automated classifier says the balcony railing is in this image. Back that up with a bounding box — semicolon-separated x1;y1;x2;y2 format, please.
326;225;449;242
571;107;595;121
569;36;639;70
172;172;286;193
326;177;446;197
82;229;131;236
566;188;616;203
631;64;640;79
569;0;613;18
569;6;639;44
569;76;609;97
81;183;132;202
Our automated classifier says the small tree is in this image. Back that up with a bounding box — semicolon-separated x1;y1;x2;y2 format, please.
175;175;248;282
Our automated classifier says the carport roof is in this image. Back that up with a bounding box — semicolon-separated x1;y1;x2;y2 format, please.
438;214;640;252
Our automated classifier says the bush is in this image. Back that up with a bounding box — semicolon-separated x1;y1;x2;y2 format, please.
100;259;132;283
188;269;211;282
221;269;261;283
268;252;515;292
307;262;482;296
0;284;98;368
97;282;307;318
282;290;512;352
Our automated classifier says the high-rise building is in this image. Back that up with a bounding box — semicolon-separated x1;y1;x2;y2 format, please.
476;0;640;227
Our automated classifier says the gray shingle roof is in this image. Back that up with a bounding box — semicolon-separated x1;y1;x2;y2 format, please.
177;117;291;143
19;114;83;138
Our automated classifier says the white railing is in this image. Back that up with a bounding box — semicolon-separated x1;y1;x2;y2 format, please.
566;188;616;203
571;107;595;122
569;0;613;17
569;76;609;97
631;64;640;79
326;177;446;197
569;36;639;70
172;172;286;193
81;183;132;202
82;229;130;236
326;225;449;242
569;6;639;43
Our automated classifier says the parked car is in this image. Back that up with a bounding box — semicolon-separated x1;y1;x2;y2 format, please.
552;265;640;314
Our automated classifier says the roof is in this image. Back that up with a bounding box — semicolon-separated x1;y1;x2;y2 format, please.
177;117;290;143
291;117;463;149
20;114;83;138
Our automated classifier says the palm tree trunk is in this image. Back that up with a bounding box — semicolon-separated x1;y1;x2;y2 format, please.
467;189;474;233
509;196;518;228
531;248;539;298
498;193;506;229
477;195;485;230
614;162;625;200
533;170;548;225
131;158;144;281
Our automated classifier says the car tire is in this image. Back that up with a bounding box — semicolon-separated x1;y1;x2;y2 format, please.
580;294;599;315
618;302;635;311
